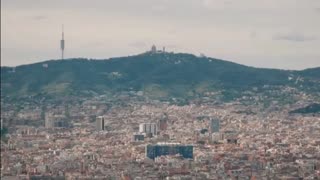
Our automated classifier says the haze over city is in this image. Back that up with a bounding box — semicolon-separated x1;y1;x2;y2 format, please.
2;0;320;69
2;1;320;179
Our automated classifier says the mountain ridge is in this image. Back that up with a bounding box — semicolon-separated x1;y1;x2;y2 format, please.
1;52;320;102
1;52;319;71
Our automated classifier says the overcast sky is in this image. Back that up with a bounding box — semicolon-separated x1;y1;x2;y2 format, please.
1;0;320;69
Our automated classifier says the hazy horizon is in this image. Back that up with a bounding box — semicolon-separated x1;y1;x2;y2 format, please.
1;0;320;70
1;52;320;71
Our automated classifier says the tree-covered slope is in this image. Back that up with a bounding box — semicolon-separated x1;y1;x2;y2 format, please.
1;52;319;100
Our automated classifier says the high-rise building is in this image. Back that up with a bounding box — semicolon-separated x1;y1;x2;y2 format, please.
158;113;168;131
45;115;54;128
158;119;168;131
150;123;157;135
139;123;157;136
146;143;193;160
210;118;220;133
96;116;105;131
45;114;69;129
139;124;145;133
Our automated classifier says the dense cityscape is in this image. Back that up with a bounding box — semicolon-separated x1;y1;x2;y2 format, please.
1;92;320;179
2;1;320;179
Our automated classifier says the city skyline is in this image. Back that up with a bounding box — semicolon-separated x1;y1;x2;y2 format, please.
1;0;320;69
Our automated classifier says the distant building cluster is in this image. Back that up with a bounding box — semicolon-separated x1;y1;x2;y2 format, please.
1;95;320;179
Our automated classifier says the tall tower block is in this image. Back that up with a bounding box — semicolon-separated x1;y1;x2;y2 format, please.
96;116;105;131
210;118;220;133
60;25;65;60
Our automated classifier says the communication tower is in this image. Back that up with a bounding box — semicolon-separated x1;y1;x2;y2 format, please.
60;25;65;60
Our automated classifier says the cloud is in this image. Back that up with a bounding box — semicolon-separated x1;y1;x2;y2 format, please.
31;15;47;21
315;8;320;13
273;33;317;42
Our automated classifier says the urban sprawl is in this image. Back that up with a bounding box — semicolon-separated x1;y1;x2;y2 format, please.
1;95;320;180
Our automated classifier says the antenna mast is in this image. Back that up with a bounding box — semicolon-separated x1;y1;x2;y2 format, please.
60;24;65;60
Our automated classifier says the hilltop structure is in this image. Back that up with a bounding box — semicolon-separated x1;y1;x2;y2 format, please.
149;45;166;54
151;45;157;53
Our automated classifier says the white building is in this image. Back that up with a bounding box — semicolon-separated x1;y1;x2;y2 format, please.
139;123;157;136
96;116;105;131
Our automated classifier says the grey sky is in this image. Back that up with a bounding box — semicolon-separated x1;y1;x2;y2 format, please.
1;0;320;69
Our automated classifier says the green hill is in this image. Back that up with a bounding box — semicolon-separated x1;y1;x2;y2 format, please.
1;52;319;101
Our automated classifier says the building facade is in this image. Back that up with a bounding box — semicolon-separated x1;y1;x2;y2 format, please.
146;143;193;160
45;114;68;128
96;116;105;131
139;123;157;136
210;118;220;133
